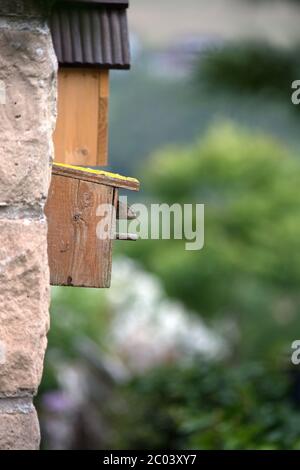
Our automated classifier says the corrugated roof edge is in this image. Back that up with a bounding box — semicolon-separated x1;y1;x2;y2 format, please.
58;63;131;70
51;0;131;69
56;0;129;7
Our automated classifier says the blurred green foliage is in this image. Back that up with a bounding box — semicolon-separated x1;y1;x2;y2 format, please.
109;57;300;177
49;287;109;355
42;123;300;449
115;361;300;450
125;123;300;361
42;29;300;448
111;45;300;446
198;41;300;114
40;287;109;394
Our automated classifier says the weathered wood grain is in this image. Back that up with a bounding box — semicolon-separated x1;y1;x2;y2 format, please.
52;163;140;192
46;174;114;288
98;70;109;167
53;68;109;167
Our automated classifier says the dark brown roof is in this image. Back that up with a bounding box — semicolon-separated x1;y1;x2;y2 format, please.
50;0;130;69
59;0;129;5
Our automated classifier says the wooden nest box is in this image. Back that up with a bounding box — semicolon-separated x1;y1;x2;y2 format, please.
47;1;139;288
50;0;130;167
45;163;139;288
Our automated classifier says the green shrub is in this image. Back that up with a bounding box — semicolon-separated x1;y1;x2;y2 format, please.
114;361;300;450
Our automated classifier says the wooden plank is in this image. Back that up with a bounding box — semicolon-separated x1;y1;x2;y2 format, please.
71;179;114;287
46;174;79;286
46;174;114;288
116;233;138;241
111;187;118;257
97;70;109;166
117;200;137;220
53;68;108;167
52;163;140;192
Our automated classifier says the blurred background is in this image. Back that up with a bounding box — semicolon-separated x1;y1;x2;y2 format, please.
39;0;300;449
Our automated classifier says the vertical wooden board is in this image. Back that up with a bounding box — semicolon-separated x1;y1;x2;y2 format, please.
111;186;118;249
70;179;114;287
45;174;78;286
46;175;114;287
53;68;108;167
97;70;109;166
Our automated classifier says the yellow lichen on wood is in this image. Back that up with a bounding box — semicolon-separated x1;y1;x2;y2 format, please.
53;162;139;185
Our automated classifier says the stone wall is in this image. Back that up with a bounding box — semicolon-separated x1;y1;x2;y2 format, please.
0;0;57;450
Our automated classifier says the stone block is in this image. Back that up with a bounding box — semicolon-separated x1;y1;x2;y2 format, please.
0;219;50;394
0;398;40;450
0;19;57;206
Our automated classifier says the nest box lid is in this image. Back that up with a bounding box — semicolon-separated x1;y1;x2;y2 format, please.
53;163;140;191
58;1;129;5
51;0;130;69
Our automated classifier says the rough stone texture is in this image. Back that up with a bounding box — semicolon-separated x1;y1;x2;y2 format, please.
0;3;57;450
0;19;57;206
0;406;40;450
0;219;50;394
0;1;53;18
